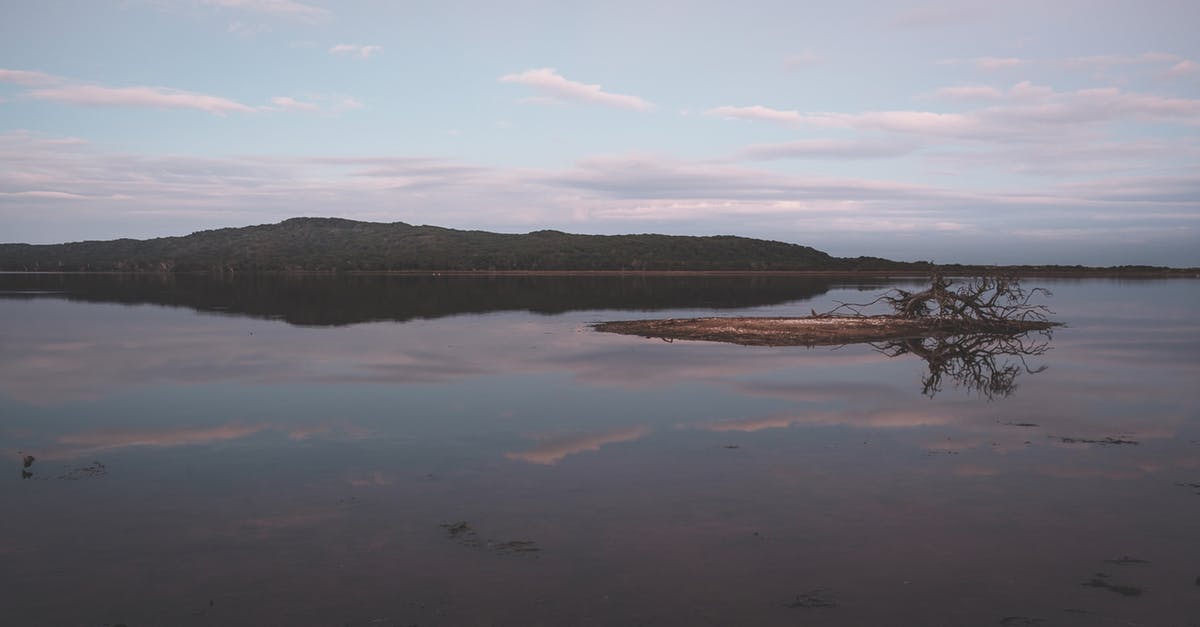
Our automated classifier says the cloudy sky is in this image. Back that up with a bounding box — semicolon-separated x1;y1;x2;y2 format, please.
1;0;1198;265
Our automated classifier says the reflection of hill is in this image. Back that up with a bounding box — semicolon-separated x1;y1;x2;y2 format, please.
0;274;838;326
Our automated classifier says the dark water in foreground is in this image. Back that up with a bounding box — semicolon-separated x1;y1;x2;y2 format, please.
1;274;1198;627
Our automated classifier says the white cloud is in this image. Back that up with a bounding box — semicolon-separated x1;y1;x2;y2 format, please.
203;0;329;23
499;68;655;112
329;44;383;59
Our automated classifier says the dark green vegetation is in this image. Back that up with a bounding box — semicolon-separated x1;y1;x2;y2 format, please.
1;217;1190;273
0;217;853;272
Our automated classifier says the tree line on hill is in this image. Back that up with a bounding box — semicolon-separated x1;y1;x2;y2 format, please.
0;217;1184;274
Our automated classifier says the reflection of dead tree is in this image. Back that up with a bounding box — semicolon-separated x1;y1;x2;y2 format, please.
873;330;1052;399
824;274;1054;332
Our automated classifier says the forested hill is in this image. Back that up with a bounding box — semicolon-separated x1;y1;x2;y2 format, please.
0;217;908;272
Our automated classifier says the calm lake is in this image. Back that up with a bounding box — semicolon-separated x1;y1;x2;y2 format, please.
2;274;1198;626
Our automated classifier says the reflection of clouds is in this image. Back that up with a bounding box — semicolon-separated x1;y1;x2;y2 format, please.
0;299;895;405
240;510;343;531
700;408;957;433
554;344;889;390
1036;465;1153;481
727;380;900;404
48;424;270;459
347;471;393;486
506;426;649;465
34;421;368;460
954;464;1001;477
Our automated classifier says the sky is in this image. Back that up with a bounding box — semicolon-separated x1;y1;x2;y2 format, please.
1;0;1198;266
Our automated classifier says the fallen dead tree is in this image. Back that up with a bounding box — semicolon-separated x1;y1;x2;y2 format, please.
592;274;1058;347
592;275;1059;397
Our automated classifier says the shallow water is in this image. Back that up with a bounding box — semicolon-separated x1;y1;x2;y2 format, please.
2;274;1198;626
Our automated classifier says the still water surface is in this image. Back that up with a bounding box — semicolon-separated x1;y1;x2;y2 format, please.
2;274;1198;626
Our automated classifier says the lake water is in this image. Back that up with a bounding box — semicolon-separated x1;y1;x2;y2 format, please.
2;274;1198;626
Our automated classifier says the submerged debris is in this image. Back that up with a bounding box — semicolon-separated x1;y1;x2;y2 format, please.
1054;436;1139;446
492;540;540;555
1103;556;1150;565
58;461;107;480
785;589;837;609
440;521;481;548
440;521;541;557
1081;572;1143;597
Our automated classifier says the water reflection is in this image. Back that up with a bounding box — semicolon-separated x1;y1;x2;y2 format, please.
506;426;651;465
872;330;1053;399
1;276;1198;626
0;272;845;325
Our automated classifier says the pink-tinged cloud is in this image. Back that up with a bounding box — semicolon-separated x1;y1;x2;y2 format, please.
0;68;60;86
0;190;89;200
707;105;804;125
783;52;821;70
329;44;383;59
29;84;256;115
943;53;1190;76
732;138;916;161
974;57;1027;70
271;95;320;112
499;68;655;112
711;82;1200;141
1165;59;1199;78
939;57;1027;71
708;105;974;135
204;0;330;23
934;85;1004;100
505;425;650;465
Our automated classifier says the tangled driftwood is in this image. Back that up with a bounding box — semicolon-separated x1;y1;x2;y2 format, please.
592;275;1060;397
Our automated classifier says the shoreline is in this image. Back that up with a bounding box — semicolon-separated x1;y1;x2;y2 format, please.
0;269;1196;278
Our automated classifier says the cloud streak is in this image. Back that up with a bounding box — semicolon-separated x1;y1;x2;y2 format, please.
499;68;655;111
1;131;1195;265
329;44;383;59
29;83;257;115
1;68;360;116
3;67;258;115
708;82;1200;141
203;0;330;23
